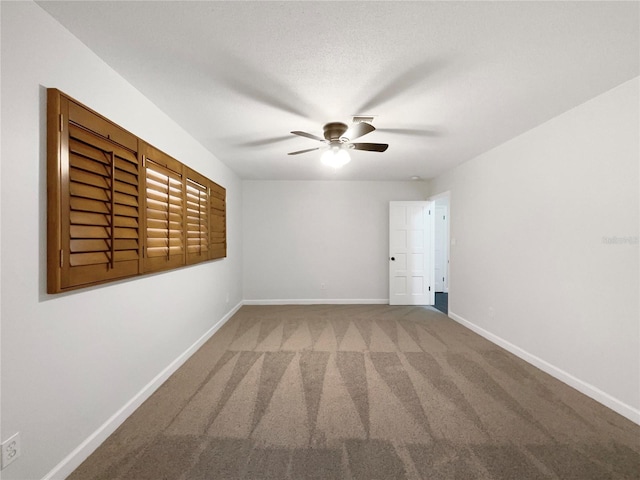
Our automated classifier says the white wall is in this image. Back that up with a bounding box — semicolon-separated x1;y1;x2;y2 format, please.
428;78;639;422
0;3;242;479
243;181;426;302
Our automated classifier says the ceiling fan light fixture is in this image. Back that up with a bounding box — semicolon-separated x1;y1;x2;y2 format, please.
321;147;351;168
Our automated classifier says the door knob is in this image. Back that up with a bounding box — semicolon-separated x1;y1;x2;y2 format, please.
390;257;395;261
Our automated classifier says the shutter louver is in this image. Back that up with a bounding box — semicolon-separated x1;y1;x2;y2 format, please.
143;146;185;272
186;170;209;264
209;181;227;260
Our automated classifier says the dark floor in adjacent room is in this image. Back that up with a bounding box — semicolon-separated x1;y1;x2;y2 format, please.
434;292;448;315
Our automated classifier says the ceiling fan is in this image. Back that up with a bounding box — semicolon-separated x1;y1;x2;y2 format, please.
288;121;388;168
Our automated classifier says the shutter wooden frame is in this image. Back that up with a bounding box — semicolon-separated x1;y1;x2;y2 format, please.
48;90;142;292
185;168;210;265
142;142;186;273
209;180;227;260
47;89;226;294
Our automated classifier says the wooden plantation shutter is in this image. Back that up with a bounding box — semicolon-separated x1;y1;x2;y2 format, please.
185;169;209;264
48;90;141;292
48;89;226;293
142;143;185;272
209;181;227;260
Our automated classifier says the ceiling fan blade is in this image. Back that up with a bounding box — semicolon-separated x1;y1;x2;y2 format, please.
291;131;325;142
288;147;321;155
351;143;389;152
357;59;445;112
215;51;315;118
341;122;375;141
377;128;441;137
238;135;293;147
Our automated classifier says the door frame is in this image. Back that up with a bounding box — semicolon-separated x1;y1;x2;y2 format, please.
429;191;451;298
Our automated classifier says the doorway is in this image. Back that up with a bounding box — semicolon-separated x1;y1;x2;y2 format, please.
431;193;450;314
388;201;435;306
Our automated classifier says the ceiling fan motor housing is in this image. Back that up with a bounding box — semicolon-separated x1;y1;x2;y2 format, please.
323;122;349;142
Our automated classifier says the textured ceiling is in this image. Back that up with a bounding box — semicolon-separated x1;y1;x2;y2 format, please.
38;1;639;181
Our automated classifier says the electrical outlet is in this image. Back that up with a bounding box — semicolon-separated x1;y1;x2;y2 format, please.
320;283;326;290
1;432;20;469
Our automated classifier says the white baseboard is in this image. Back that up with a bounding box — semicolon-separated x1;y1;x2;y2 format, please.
42;301;243;480
243;298;389;305
448;310;640;426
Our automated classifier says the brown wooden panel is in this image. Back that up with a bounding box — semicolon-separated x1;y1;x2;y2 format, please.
209;179;226;261
143;147;186;272
187;238;208;244
70;154;109;176
210;218;226;231
114;192;138;207
70;182;109;202
186;217;208;226
186;201;205;211
210;245;226;260
115;180;138;196
70;239;109;253
69;250;138;267
70;238;139;253
69;100;137;152
146;204;183;217
70;251;109;267
49;89;228;292
147;237;182;248
146;246;184;258
144;147;183;174
114;156;138;175
210;184;225;200
68;260;139;288
146;176;182;192
115;168;138;186
146;209;181;221
146;165;181;181
185;172;209;265
210;197;225;211
116;204;139;218
114;216;138;228
68;123;137;163
69;197;109;214
70;225;109;239
70;168;109;189
114;250;139;262
186;227;208;235
146;228;183;239
146;189;182;205
69;139;110;166
115;239;139;251
146;218;182;230
70;211;109;227
114;227;138;239
186;191;205;201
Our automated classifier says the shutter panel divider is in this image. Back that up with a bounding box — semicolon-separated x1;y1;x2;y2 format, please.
109;150;116;269
166;171;171;261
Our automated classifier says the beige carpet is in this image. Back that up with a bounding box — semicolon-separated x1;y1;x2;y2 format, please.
69;305;640;479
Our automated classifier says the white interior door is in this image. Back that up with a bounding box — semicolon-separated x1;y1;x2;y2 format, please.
389;201;434;305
